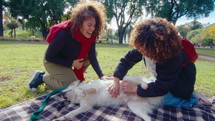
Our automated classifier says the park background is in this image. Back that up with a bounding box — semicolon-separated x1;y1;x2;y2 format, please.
0;0;215;109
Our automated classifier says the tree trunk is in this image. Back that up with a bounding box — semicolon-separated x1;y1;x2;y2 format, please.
10;29;13;38
118;33;123;44
14;28;16;38
32;29;35;36
123;33;127;43
118;26;126;44
0;0;3;37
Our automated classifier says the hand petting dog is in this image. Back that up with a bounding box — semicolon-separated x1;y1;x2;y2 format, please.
121;81;137;94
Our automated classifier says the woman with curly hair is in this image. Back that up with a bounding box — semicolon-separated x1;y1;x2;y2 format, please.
29;1;108;91
109;17;201;107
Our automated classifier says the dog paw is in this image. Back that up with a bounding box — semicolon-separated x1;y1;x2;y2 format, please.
141;82;148;90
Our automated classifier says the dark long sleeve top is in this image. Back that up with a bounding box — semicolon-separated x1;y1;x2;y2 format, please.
45;28;104;78
114;49;196;99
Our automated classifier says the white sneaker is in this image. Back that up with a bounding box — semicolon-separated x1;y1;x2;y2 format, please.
193;90;212;105
29;87;37;92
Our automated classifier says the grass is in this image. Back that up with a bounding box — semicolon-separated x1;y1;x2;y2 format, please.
195;48;215;56
0;41;214;109
4;28;43;39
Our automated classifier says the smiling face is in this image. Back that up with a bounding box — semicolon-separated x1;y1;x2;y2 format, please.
79;16;96;38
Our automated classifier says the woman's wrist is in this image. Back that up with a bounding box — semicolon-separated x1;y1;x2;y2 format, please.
114;77;120;83
100;76;105;80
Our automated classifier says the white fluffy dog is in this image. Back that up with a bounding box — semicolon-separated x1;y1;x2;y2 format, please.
54;76;163;121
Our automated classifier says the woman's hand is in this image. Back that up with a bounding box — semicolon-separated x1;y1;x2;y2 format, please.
121;81;137;94
108;77;120;98
72;58;84;69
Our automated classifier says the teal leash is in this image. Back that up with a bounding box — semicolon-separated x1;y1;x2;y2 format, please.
30;87;67;121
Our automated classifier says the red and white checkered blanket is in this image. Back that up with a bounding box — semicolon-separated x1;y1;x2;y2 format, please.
0;93;215;121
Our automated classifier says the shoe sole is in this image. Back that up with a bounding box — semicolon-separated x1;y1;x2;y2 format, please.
193;90;212;105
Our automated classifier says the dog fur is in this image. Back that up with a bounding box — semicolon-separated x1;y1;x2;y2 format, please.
54;76;163;121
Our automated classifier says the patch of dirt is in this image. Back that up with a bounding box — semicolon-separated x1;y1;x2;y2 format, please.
1;75;12;81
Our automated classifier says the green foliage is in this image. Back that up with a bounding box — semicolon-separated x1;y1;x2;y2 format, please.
103;0;114;21
0;41;214;108
144;0;214;25
201;38;214;46
3;12;20;38
187;23;215;45
177;25;188;37
187;30;200;40
6;20;18;29
6;0;77;38
207;24;215;39
187;29;205;43
188;20;203;30
103;0;144;43
177;20;203;37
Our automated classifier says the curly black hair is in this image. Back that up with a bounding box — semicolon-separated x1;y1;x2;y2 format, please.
130;17;182;63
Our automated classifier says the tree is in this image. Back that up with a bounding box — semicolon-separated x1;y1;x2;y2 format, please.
177;20;203;37
177;24;189;37
103;0;144;44
202;38;214;46
23;17;41;36
0;0;5;37
207;24;215;44
6;20;18;38
187;20;203;31
4;12;19;38
7;0;78;39
144;0;214;25
186;23;215;44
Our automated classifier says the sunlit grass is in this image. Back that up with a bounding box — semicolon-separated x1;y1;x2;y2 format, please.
196;48;215;56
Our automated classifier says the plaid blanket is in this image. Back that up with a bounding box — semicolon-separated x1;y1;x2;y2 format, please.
0;92;215;121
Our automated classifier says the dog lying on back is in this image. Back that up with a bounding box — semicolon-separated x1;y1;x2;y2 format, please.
54;76;163;121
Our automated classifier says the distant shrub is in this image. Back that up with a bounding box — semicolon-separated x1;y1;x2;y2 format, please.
202;38;214;46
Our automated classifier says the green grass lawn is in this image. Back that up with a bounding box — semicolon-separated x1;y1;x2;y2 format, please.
196;48;215;56
0;41;214;109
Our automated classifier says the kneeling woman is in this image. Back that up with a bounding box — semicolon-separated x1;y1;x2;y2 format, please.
29;1;108;91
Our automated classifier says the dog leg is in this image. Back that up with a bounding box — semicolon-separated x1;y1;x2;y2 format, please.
127;100;152;121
